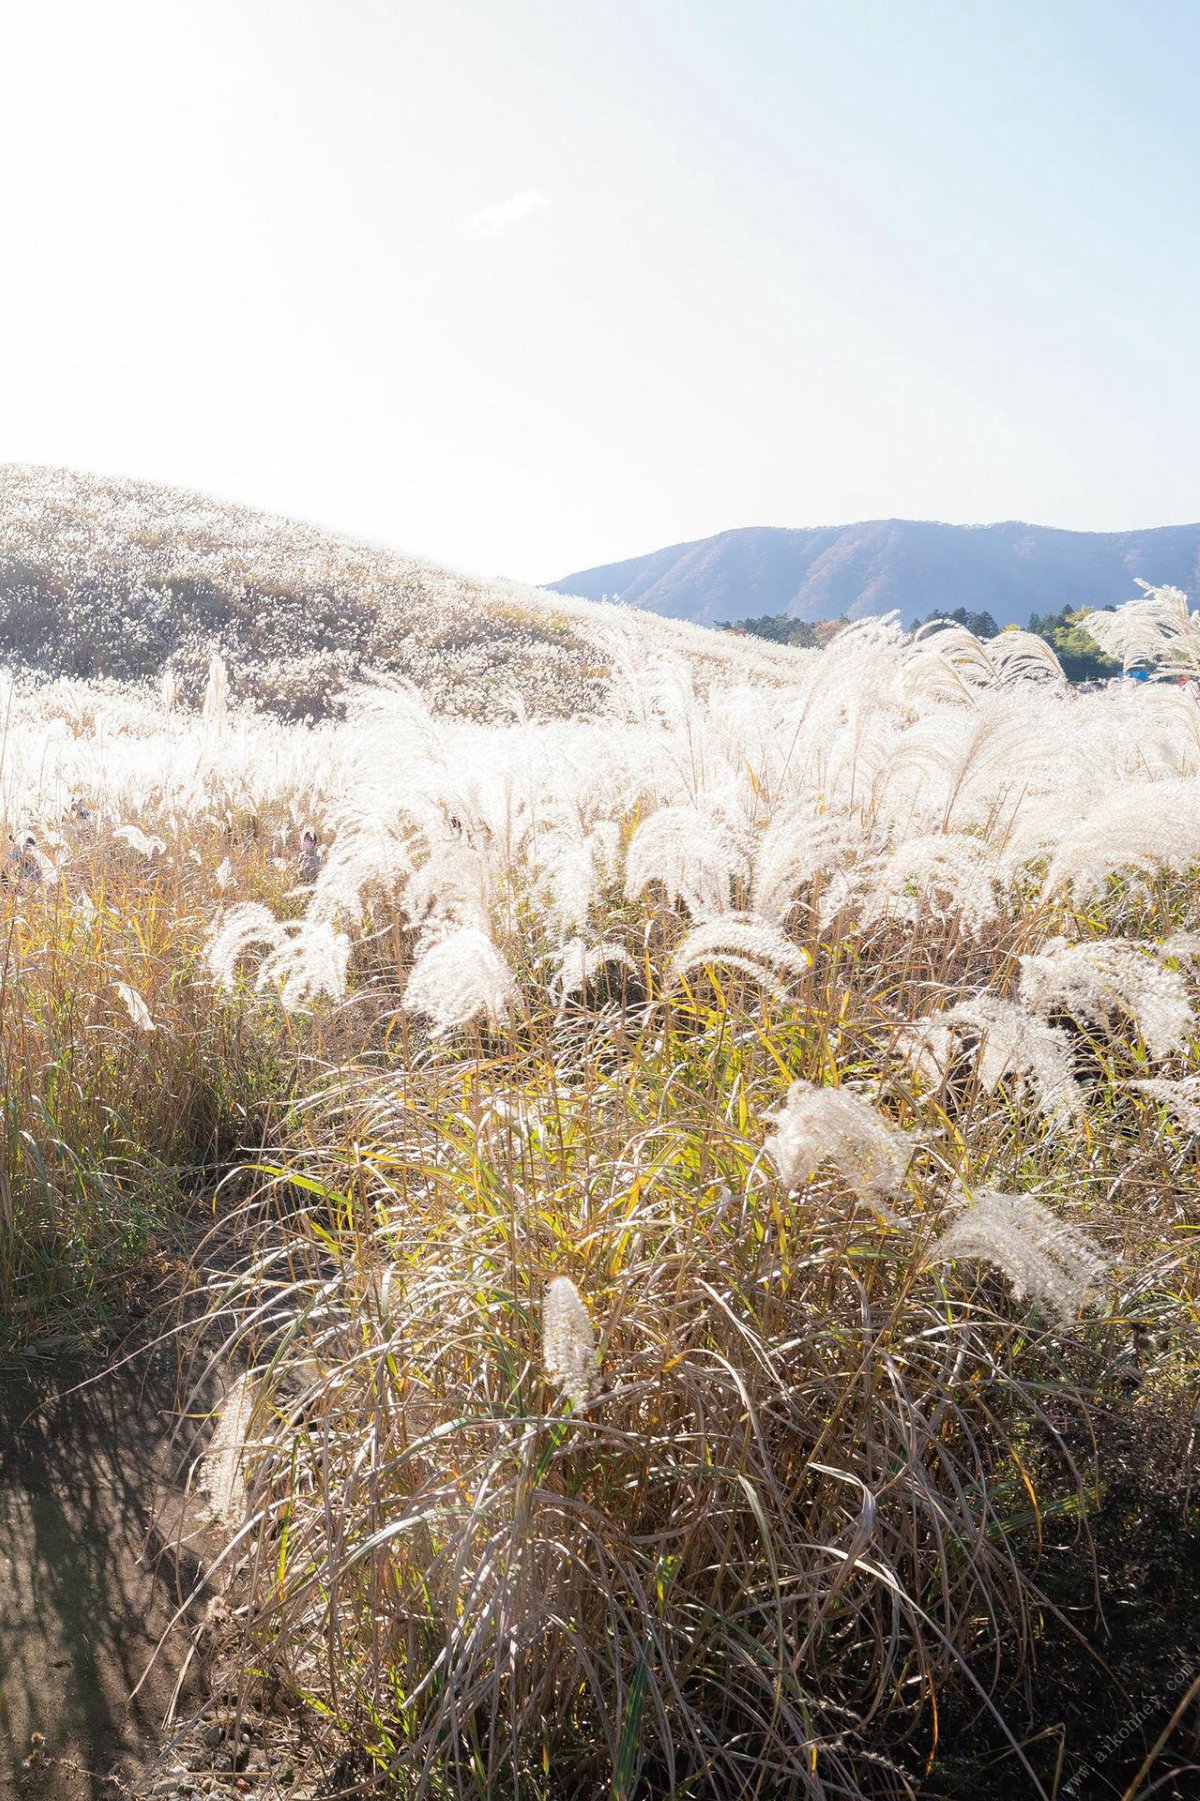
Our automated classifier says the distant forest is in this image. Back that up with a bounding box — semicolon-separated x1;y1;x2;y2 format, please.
721;605;1123;681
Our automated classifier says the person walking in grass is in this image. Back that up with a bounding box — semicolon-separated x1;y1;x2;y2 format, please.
297;827;321;884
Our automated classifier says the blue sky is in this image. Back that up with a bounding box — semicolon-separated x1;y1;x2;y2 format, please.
1;0;1197;579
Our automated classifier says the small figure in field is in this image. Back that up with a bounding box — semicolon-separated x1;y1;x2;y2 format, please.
297;827;321;884
68;796;95;836
7;831;44;885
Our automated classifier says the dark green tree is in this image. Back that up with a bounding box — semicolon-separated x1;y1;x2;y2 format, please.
911;605;1001;638
1026;608;1121;681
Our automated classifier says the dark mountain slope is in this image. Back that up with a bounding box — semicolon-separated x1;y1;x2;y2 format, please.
549;520;1200;628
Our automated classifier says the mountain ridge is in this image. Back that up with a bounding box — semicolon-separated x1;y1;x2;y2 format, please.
547;519;1200;628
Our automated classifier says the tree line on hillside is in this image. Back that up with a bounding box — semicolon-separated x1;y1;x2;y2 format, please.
721;605;1124;681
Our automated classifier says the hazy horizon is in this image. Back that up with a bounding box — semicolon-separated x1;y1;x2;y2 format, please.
4;1;1200;583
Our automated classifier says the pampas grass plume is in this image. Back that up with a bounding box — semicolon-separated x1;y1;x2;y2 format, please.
931;1188;1110;1322
542;1276;598;1412
668;914;810;993
764;1079;911;1219
403;925;519;1034
114;982;156;1032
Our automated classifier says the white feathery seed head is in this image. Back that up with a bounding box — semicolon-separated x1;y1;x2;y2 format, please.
206;902;285;989
895;1018;958;1091
1153;932;1200;967
402;835;496;933
542;1275;599;1412
1130;1075;1200;1134
855;832;1003;934
403;925;519;1034
667;913;810;994
1078;583;1200;676
114;823;166;859
904;621;1066;698
901;994;1085;1128
1039;777;1200;901
203;651;230;730
930;1187;1111;1321
549;938;638;1005
624;804;748;917
255;919;351;1011
1019;935;1195;1061
764;1079;912;1220
531;820;621;936
113;982;156;1032
982;628;1069;686
309;813;414;923
750;799;855;924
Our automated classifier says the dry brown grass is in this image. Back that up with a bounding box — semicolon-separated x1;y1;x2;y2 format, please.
193;882;1200;1799
0;812;300;1338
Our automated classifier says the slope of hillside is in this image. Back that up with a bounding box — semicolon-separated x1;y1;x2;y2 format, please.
0;466;800;719
549;519;1200;628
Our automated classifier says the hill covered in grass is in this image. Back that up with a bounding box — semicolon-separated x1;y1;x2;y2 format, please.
550;517;1200;628
0;466;799;720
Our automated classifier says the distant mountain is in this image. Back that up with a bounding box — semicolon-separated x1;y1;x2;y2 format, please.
548;520;1200;629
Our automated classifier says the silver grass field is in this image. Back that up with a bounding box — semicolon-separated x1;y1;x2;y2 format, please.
1;514;1199;1797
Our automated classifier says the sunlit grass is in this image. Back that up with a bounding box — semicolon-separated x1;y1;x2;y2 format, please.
1;566;1198;1792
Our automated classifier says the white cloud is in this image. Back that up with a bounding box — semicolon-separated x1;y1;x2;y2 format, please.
470;188;550;238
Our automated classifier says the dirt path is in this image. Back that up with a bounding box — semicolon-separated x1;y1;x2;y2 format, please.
0;1347;212;1801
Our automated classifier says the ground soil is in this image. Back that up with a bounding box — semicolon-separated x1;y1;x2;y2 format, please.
0;1342;214;1801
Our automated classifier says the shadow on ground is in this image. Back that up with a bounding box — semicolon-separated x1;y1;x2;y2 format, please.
0;1348;210;1801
